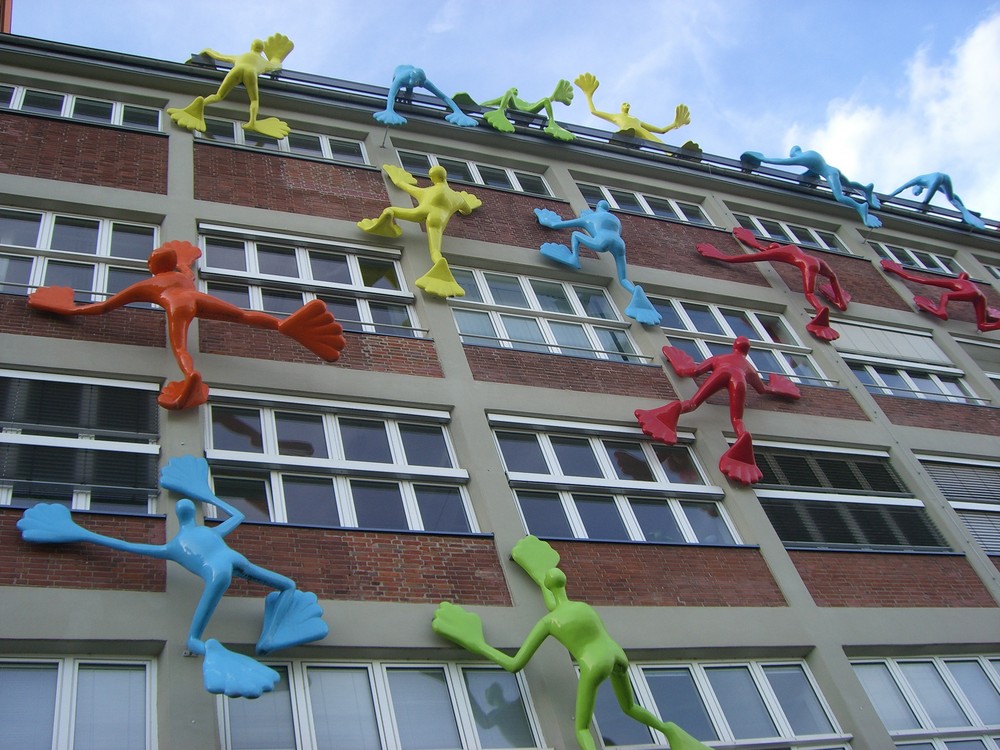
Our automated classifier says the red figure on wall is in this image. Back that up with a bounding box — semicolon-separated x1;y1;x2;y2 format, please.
635;337;800;484
697;227;851;341
880;259;1000;331
28;240;346;410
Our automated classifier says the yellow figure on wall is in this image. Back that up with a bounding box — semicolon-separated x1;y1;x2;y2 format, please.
167;34;294;139
574;72;691;144
357;164;482;298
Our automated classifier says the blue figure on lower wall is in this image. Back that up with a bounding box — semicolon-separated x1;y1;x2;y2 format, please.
534;201;661;325
887;172;986;230
374;64;477;128
17;455;328;699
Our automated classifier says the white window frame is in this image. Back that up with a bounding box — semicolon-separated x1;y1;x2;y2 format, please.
732;210;850;254
198;224;422;336
593;658;849;749
853;655;1000;749
219;659;544;750
0;369;161;512
848;360;981;404
0;206;159;300
0;656;156;750
871;240;965;277
1;81;162;131
450;267;644;362
576;182;712;226
489;413;733;545
397;150;552;196
195;115;368;164
205;391;475;533
917;455;1000;554
648;295;832;386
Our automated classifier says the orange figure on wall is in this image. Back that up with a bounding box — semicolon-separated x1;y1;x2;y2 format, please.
28;240;346;410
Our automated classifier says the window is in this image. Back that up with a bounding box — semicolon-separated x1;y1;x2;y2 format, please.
398;150;551;196
0;371;160;514
733;211;849;254
854;656;1000;749
207;393;473;532
577;182;711;225
0;207;158;302
197;117;367;164
754;444;949;551
491;415;734;544
221;660;543;750
834;322;982;404
919;458;1000;554
0;82;160;130
451;268;641;361
0;657;153;750
649;296;829;385
200;227;419;336
871;241;964;277
592;659;848;749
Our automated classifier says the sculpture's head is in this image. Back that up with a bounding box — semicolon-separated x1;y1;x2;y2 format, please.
148;246;178;274
251;39;265;53
734;336;751;355
620;102;631;115
175;498;197;525
428;165;447;184
596;199;611;212
543;567;567;592
959;272;971;280
789;145;802;156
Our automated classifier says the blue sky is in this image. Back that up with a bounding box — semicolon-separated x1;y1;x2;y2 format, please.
11;1;1000;218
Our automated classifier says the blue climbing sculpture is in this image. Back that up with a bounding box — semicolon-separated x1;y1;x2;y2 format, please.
17;455;328;699
887;172;985;230
534;201;660;325
374;64;477;128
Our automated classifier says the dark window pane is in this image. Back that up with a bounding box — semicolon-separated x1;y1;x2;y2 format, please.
309;252;351;284
257;244;298;277
652;445;701;484
681;303;724;335
551;436;602;477
603;440;653;481
398;151;431;175
275;412;328;458
50;217;99;254
110;224;155;260
763;665;833;736
261;288;305;317
44;261;94;300
437;157;474;183
282;476;338;526
577;183;605;206
207;283;250;309
644;196;679;220
0;209;42;247
682;502;734;545
211;406;263;453
399;423;451;467
496;432;547;473
0;84;13;108
415;485;469;533
706;666;777;739
203;118;235;143
451;269;482;302
530;279;574;314
121;105;159;130
463;669;535;748
340;418;392;463
204;238;246;271
644;669;718;741
21;89;63;114
327;138;365;164
359;258;401;290
477;165;513;190
0;254;32;294
71;98;113;123
485;273;528;308
517;491;572;537
514;172;549;195
607;189;643;213
287;133;323;156
651;299;684;329
574;286;616;319
630;499;684;543
370;302;413;336
213;476;271;522
351;480;407;529
575;494;629;540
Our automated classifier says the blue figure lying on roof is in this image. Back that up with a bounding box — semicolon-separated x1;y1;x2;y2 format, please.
17;455;328;699
887;172;985;230
374;64;477;128
534;200;661;325
741;146;882;229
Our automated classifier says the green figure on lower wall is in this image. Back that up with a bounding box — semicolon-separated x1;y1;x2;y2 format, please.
433;536;710;750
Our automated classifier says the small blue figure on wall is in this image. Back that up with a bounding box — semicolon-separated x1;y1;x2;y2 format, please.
374;64;477;128
534;201;661;325
887;172;985;229
17;455;328;699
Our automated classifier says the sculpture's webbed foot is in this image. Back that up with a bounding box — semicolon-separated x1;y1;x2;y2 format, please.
167;97;207;132
719;434;763;485
159;374;209;410
244;117;291;139
374;109;407;126
257;590;329;655
484;109;515;133
416;258;466;298
539;242;580;269
278;299;346;361
634;402;682;445
203;639;281;698
445;111;477;128
625;285;662;326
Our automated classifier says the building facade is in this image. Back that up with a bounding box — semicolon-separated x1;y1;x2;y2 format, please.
1;33;1000;750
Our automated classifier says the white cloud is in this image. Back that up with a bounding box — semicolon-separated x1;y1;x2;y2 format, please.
785;11;1000;216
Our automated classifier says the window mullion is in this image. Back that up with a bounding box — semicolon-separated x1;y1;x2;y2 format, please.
372;662;404;750
669;498;701;543
399;482;424;531
269;470;288;524
334;475;357;527
691;664;735;744
614;494;644;541
561;490;589;539
286;662;317;750
748;661;796;739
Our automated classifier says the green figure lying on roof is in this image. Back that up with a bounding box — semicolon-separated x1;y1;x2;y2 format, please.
453;80;575;141
433;535;711;750
574;72;691;145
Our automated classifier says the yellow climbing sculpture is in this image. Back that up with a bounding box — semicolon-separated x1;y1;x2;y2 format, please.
574;72;690;144
167;34;294;139
357;164;482;298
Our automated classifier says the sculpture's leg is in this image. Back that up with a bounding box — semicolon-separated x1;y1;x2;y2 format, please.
166;97;208;132
719;432;763;485
572;668;602;750
160;306;208;410
805;306;839;341
416;257;465;298
634;401;683;444
625;285;662;326
609;670;712;750
913;295;949;320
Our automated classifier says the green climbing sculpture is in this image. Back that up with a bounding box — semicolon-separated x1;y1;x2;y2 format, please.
433;535;711;750
454;80;575;141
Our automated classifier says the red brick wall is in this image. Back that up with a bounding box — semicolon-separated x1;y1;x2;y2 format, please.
789;550;996;607
0;112;167;193
218;524;511;605
884;273;1000;324
550;541;786;607
200;323;444;377
464;345;676;399
619;215;770;286
194;144;389;220
0;294;166;347
0;509;166;591
706;383;869;421
874;395;1000;435
770;251;910;310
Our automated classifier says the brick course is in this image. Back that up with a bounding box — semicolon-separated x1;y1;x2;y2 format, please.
0;294;166;347
706;382;869;421
464;345;676;399
0;111;167;193
217;524;511;605
0;509;166;591
549;541;787;607
789;549;996;607
874;394;1000;435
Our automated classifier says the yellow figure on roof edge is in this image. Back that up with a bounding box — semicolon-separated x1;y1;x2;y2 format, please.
574;72;690;144
167;34;294;139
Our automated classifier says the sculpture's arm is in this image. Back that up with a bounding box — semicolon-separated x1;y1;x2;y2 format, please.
161;456;245;536
18;504;171;558
880;259;950;288
201;49;237;64
433;602;550;672
639;103;691;134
